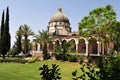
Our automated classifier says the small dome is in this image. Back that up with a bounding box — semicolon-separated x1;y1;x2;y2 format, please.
49;8;70;23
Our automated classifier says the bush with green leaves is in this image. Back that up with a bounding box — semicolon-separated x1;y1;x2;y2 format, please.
39;64;61;80
69;55;78;62
54;42;70;61
0;58;27;63
54;53;62;60
27;58;37;63
97;51;120;80
72;63;99;80
79;55;84;64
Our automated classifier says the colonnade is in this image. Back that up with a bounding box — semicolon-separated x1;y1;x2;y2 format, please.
32;37;102;56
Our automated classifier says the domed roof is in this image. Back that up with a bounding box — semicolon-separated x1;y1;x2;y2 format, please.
49;8;70;23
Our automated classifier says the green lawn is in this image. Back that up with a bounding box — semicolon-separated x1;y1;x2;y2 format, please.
0;60;81;80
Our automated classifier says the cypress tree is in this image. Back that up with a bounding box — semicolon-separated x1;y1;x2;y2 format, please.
0;10;5;55
1;7;11;59
0;10;4;36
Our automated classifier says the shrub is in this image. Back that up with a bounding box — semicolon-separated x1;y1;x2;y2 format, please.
20;60;28;64
54;53;62;60
27;58;37;63
69;55;77;62
54;53;69;61
97;54;120;80
61;54;69;61
0;58;27;63
72;63;99;80
39;64;61;80
79;55;84;64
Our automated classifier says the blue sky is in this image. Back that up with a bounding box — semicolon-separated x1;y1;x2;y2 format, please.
0;0;120;47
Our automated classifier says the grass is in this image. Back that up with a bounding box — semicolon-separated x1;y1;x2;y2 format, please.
0;60;81;80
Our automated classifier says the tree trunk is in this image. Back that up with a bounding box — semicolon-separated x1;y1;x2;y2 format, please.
43;42;48;60
24;36;28;54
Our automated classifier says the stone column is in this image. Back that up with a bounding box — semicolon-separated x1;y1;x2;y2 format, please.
53;41;56;51
37;43;40;51
59;41;62;46
76;41;79;54
99;42;101;53
85;42;89;56
97;41;100;55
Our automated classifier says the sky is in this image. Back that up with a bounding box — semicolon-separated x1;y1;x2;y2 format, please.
0;0;120;47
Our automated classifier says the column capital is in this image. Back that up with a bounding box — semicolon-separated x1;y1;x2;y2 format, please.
75;42;79;44
53;42;55;44
97;41;100;44
85;41;89;44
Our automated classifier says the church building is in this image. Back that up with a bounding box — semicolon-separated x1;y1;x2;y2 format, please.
32;8;114;56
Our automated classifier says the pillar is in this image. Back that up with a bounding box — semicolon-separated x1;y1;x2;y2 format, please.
75;41;78;54
97;41;100;55
59;41;62;46
85;41;89;56
37;43;40;51
53;41;56;51
99;42;101;54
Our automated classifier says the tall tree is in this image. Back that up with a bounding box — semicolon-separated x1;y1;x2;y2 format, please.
79;4;117;54
34;30;51;59
20;24;34;54
0;10;4;37
16;26;22;53
0;10;5;54
0;7;11;59
111;21;120;51
11;26;22;56
4;7;11;51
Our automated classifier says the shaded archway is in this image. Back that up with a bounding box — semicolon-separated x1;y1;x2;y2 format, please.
88;38;97;54
68;39;76;53
78;39;86;53
62;40;67;45
55;40;60;46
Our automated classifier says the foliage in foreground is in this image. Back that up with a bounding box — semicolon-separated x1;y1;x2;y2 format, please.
39;64;61;80
98;51;120;80
72;51;120;80
72;63;99;80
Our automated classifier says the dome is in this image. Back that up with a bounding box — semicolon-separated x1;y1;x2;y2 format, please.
49;8;70;23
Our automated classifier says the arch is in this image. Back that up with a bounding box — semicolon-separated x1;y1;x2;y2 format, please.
62;38;69;42
68;38;76;42
55;40;60;46
68;39;76;53
78;38;86;53
62;40;67;45
79;37;88;43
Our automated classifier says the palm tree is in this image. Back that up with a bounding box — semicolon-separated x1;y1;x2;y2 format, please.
34;30;51;59
18;24;34;54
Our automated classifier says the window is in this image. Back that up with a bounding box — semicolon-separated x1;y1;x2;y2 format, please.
58;29;63;35
50;29;55;33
